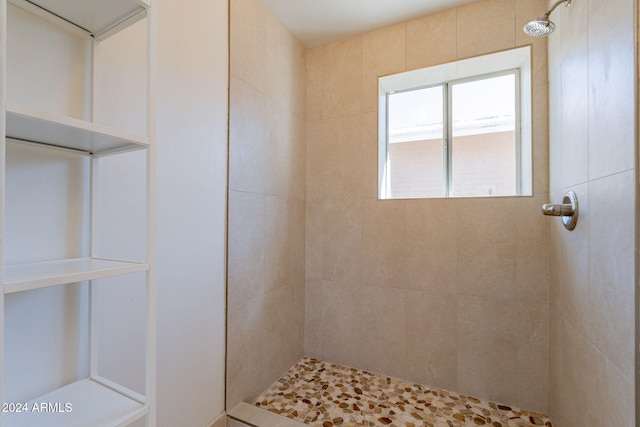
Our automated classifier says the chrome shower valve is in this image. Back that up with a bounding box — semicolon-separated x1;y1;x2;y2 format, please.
542;190;578;231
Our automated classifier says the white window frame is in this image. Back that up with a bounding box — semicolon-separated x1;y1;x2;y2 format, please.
378;46;532;199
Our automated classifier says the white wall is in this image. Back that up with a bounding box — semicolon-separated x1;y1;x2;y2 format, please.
154;0;227;425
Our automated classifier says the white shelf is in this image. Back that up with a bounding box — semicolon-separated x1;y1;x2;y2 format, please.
6;102;149;156
4;257;149;294
1;378;148;427
18;0;148;38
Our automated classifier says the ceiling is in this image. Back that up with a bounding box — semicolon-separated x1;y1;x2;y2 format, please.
263;0;480;48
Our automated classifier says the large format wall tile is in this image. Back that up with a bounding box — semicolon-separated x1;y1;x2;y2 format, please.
322;115;366;200
358;286;409;379
361;23;406;113
403;199;458;295
262;286;304;386
547;0;636;425
406;8;457;70
304;200;323;281
228;2;306;409
560;37;589;188
457;296;518;405
230;0;267;93
456;0;516;59
226;295;268;407
322;37;363;118
229;77;267;194
306;48;324;122
305;120;326;202
549;183;590;336
303;279;325;358
227;191;265;308
266;101;296;197
516;302;548;411
456;197;517;300
405;292;458;391
321;199;363;283
588;171;635;380
266;8;306;116
587;0;635;180
264;195;292;293
551;314;635;427
532;80;550;195
515;195;549;304
360;112;380;200
361;200;407;289
304;0;551;414
317;280;369;368
290;199;307;286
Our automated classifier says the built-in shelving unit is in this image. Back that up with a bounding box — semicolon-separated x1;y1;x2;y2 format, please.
0;0;156;425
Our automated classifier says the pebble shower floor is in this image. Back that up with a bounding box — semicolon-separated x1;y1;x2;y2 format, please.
255;357;553;427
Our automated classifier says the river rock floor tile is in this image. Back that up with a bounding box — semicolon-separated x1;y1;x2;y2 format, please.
254;357;553;427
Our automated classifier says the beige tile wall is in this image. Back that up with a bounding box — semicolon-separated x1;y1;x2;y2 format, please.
305;0;551;413
227;0;306;409
548;0;636;425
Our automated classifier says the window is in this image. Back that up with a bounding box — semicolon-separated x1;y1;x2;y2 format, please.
379;47;532;199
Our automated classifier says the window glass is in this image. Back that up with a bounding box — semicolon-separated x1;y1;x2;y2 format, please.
451;73;517;197
387;86;444;198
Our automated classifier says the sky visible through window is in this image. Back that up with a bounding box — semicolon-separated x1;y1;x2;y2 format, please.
388;74;516;143
388;86;443;143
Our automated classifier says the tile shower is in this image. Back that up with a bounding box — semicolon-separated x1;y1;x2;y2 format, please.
227;0;636;426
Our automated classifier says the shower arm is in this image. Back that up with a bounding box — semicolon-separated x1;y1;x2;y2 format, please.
539;0;571;20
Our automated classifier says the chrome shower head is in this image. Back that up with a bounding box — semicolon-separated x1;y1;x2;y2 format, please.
523;18;556;37
523;0;571;37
